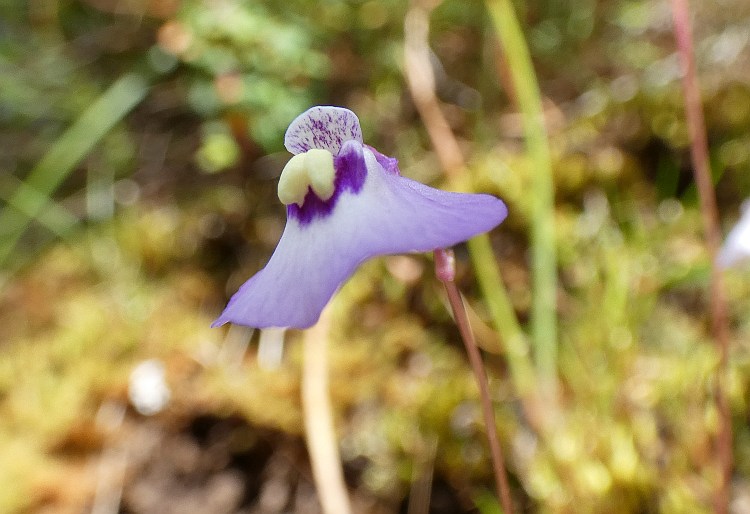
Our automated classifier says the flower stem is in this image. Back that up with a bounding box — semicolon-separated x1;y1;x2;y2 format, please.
403;2;538;428
302;306;352;514
485;0;558;397
435;248;515;514
669;1;732;512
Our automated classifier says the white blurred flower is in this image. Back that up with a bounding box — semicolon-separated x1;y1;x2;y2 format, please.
257;328;286;370
128;359;170;415
718;200;750;268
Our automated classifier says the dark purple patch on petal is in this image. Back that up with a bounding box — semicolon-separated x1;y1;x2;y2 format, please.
288;140;368;225
336;140;367;192
366;145;401;175
287;189;334;224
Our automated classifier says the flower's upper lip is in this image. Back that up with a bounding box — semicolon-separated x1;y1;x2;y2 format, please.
284;106;363;156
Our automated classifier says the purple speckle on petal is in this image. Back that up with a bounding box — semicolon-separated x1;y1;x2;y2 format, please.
284;106;363;155
289;140;368;225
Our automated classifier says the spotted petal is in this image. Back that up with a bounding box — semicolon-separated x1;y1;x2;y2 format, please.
284;106;363;156
213;140;507;329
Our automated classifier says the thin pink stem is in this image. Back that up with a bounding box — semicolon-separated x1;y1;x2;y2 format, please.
670;1;732;512
435;248;515;514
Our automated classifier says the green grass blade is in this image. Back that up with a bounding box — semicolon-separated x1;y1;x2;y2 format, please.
0;72;149;267
485;0;558;391
468;234;535;397
0;174;78;238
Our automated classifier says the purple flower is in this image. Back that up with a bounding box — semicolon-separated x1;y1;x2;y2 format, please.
213;106;507;329
718;199;750;268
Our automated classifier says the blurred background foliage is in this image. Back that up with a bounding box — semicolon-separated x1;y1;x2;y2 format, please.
2;0;750;512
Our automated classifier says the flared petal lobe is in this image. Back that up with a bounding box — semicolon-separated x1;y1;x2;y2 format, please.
284;106;363;156
213;139;506;329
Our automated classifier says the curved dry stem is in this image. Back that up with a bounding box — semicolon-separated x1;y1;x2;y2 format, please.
670;1;732;512
403;3;464;178
302;306;352;514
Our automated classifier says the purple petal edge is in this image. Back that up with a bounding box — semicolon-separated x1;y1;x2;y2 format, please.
284;106;363;155
367;145;400;175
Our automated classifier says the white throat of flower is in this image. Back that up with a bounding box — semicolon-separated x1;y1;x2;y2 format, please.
277;149;336;206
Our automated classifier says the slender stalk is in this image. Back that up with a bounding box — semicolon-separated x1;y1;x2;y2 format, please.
402;2;536;422
435;248;515;514
669;1;732;512
485;0;558;396
302;307;352;514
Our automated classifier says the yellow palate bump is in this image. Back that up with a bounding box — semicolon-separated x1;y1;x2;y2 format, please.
278;153;310;206
277;149;336;206
305;149;335;201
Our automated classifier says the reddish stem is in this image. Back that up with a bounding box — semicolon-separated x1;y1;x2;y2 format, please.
670;1;732;512
435;248;515;514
